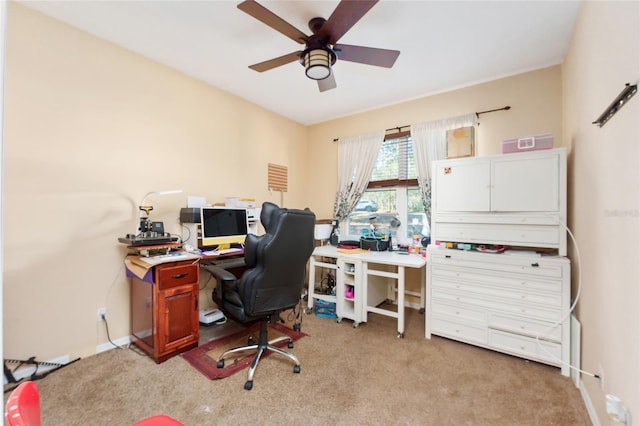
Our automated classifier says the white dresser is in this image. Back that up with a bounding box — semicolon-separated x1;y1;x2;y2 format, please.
427;148;571;376
426;248;570;375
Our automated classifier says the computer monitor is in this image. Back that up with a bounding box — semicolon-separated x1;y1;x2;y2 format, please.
200;207;248;250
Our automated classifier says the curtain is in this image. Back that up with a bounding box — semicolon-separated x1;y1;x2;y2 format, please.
333;130;385;222
411;113;478;224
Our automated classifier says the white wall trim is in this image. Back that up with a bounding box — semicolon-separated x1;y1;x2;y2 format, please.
579;378;601;426
96;335;131;354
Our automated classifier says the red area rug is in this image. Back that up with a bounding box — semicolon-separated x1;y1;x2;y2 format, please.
181;322;308;380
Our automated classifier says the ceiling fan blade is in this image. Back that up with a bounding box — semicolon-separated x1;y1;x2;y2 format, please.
318;73;337;92
238;0;308;44
249;51;302;72
334;44;400;68
317;0;378;45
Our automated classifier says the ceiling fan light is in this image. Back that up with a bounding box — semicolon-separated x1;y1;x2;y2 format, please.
304;48;332;80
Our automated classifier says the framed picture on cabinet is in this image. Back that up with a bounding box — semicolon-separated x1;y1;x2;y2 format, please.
446;126;475;158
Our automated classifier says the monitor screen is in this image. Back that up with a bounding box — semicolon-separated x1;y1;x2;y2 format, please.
200;207;248;249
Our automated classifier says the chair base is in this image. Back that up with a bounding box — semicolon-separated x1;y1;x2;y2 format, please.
216;319;300;390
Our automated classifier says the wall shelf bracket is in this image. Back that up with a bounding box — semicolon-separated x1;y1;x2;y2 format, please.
592;83;637;127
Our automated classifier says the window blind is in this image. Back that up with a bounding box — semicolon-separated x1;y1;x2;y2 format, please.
268;163;288;192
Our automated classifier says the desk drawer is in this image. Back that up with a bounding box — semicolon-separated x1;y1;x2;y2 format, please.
156;263;199;290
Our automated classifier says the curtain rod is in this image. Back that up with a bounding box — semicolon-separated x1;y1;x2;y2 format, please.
332;106;511;141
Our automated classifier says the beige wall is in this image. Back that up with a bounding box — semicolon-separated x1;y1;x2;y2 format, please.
306;66;563;220
4;3;307;360
562;1;639;423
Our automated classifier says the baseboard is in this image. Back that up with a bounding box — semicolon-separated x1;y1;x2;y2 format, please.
96;335;131;354
570;313;581;387
3;354;70;385
579;378;601;426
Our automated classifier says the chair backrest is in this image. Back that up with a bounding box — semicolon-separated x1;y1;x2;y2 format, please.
239;203;316;317
4;381;41;426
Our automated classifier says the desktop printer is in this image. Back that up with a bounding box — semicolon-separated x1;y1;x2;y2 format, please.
199;308;225;325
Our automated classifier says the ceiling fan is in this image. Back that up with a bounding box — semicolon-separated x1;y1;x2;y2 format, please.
237;0;400;92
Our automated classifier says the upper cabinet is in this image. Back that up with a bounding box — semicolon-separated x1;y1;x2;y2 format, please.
431;148;567;255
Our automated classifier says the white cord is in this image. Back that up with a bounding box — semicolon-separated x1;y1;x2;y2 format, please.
534;221;599;379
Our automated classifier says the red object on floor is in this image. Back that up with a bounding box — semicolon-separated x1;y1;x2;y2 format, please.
4;381;41;426
132;415;184;425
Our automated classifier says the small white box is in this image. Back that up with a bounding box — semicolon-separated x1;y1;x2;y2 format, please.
225;197;239;207
502;133;554;154
199;308;224;325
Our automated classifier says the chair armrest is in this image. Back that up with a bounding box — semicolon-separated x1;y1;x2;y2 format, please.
204;264;242;308
203;264;236;282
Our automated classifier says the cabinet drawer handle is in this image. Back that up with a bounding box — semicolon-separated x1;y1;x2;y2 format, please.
172;273;188;279
445;255;451;259
531;263;539;267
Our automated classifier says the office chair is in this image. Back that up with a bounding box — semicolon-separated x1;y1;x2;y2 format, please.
205;202;315;390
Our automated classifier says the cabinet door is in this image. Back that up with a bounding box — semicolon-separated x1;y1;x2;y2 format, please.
434;160;491;212
491;155;559;212
157;284;199;355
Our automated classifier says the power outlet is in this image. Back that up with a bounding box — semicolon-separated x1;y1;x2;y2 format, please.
598;364;605;391
97;307;107;322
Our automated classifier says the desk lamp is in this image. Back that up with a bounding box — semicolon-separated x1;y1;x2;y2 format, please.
138;189;182;236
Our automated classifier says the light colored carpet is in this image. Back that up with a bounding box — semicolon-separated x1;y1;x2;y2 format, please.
13;307;590;425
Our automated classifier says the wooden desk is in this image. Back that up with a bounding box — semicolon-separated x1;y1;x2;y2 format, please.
308;245;426;337
128;258;200;363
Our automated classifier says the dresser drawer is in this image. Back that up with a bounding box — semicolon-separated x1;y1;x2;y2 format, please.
429;251;566;279
432;288;561;322
488;313;562;342
435;223;560;247
432;300;487;323
156;263;199;290
431;317;487;345
488;330;561;365
432;267;561;294
432;278;562;307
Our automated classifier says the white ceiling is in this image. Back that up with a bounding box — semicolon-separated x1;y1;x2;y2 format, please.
19;0;581;126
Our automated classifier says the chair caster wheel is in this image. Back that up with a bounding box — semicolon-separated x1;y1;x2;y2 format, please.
244;381;253;390
248;336;254;345
337;318;342;323
288;340;294;349
397;332;404;339
293;365;301;374
353;322;359;328
217;360;225;368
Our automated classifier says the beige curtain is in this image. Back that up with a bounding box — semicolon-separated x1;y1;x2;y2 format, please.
333;130;385;222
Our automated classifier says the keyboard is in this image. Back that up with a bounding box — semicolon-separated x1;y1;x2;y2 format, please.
138;252;197;265
201;248;243;256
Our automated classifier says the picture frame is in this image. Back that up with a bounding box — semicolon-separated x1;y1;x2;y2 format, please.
446;126;475;158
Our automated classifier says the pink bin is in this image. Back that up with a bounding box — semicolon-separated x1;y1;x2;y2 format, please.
502;133;554;154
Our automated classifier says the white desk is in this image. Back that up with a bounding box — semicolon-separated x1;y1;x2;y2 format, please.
307;245;426;337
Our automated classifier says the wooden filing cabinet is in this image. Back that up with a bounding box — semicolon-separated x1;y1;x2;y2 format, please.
130;260;200;363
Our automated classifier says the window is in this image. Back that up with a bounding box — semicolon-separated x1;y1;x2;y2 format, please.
346;132;429;244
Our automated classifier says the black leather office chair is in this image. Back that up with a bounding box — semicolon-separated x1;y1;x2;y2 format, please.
204;202;315;390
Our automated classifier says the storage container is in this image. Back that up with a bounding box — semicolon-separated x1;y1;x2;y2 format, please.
502;133;554;154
